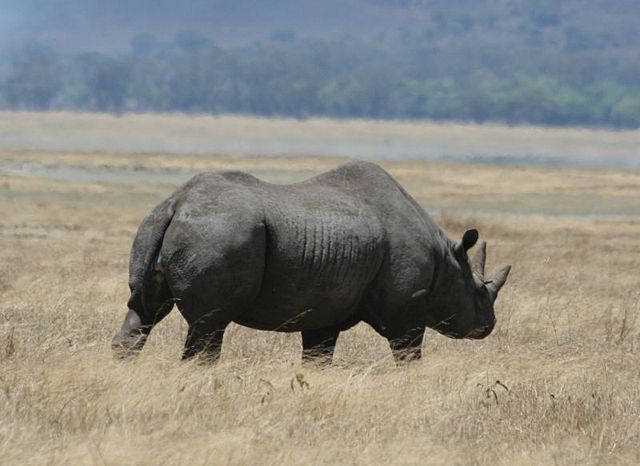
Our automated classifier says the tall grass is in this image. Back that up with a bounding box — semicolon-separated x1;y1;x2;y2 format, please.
1;149;639;464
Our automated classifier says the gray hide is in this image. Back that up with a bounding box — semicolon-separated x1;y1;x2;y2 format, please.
113;161;511;363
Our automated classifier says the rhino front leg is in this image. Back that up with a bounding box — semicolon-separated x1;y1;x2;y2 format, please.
388;326;425;364
301;327;340;364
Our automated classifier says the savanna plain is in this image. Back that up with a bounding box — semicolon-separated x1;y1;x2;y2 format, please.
1;114;640;465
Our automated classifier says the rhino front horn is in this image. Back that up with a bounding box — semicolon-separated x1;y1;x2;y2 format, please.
487;265;512;302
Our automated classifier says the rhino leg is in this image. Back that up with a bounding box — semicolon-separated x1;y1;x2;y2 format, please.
182;311;228;362
301;327;340;364
112;309;150;358
388;327;425;364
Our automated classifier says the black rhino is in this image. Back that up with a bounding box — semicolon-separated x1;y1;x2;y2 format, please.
113;161;511;363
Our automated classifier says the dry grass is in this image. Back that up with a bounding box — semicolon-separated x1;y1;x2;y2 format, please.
1;146;640;465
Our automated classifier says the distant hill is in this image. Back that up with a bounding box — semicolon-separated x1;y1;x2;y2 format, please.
2;0;639;54
1;0;639;127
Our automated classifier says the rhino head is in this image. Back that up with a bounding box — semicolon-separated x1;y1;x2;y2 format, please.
426;229;511;339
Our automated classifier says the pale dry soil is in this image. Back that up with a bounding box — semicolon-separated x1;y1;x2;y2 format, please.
2;111;640;168
1;150;640;465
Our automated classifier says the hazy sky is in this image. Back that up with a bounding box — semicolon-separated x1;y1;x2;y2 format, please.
2;1;638;54
0;0;440;52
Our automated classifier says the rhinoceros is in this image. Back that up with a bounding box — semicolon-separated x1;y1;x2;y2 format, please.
112;161;511;363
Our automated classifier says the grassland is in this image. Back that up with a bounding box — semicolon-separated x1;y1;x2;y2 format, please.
1;123;640;464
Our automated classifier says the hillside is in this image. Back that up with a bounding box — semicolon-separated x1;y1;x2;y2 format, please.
1;0;639;127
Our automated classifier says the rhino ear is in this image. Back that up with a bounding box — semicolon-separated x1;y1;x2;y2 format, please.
455;229;479;257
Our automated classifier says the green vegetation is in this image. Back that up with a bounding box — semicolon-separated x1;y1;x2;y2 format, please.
1;1;639;127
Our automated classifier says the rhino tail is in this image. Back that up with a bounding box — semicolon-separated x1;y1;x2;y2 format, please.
141;197;176;280
127;197;177;322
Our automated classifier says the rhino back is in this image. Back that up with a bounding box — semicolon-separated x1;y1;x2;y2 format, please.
238;161;442;331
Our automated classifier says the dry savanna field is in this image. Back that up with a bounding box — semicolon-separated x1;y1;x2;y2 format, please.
1;113;640;465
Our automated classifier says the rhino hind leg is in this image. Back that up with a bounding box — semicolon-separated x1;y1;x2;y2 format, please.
388;327;425;364
181;310;229;362
301;327;340;364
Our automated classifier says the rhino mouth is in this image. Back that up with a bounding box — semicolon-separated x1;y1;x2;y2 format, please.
465;320;495;339
431;315;496;340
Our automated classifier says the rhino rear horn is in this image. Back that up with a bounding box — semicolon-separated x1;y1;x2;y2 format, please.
487;265;512;301
472;241;486;278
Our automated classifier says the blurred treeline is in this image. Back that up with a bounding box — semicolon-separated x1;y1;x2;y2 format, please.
1;7;639;127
